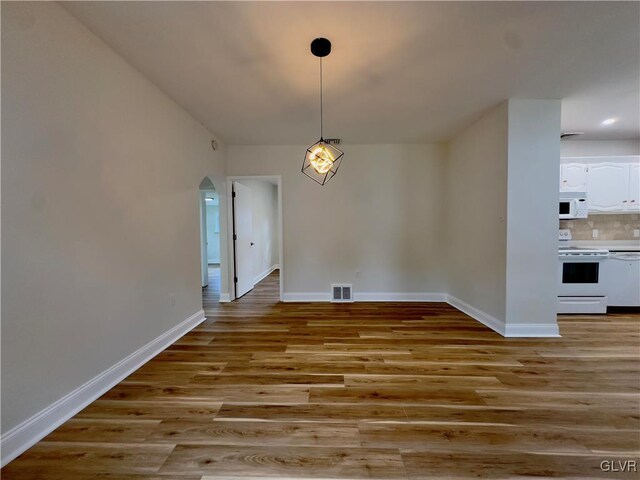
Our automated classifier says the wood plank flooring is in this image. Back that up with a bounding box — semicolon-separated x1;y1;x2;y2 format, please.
202;265;220;313
2;271;639;479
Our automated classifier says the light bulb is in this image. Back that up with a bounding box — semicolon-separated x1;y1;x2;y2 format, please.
309;145;334;174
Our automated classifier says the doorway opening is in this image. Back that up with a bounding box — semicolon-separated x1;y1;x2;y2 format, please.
199;177;221;310
228;176;283;303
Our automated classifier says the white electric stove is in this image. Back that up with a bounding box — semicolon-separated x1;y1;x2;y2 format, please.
557;242;610;314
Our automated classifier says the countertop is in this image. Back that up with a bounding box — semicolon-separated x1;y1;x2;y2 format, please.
564;240;640;251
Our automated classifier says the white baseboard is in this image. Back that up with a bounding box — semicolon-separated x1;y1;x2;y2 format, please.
282;292;331;302
219;292;231;303
0;309;206;468
282;291;558;338
355;292;447;302
446;295;560;338
254;264;279;285
446;295;506;336
503;323;560;337
283;291;446;303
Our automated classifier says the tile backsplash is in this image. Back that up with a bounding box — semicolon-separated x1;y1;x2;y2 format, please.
560;214;640;241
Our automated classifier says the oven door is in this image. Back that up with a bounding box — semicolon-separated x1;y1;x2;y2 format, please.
558;258;605;296
559;199;576;219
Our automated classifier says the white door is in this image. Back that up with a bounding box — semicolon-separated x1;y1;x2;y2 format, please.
560;163;588;192
627;163;640;212
588;163;628;212
233;181;254;298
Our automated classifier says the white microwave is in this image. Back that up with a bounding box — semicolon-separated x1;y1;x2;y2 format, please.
559;192;588;219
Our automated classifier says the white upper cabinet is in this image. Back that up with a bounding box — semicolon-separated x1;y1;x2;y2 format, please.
588;163;633;212
561;157;640;213
560;163;588;192
628;163;640;212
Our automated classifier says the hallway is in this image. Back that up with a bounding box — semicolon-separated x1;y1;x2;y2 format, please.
203;266;280;315
202;265;220;314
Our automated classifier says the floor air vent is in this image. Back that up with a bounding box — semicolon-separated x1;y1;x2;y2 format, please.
331;284;353;303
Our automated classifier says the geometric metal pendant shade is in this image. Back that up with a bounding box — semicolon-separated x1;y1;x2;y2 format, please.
301;139;344;186
301;37;344;186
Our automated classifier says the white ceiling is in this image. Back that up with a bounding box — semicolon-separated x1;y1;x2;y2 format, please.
62;1;639;145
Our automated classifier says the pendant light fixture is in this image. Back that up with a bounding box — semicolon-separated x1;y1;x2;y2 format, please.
301;38;344;186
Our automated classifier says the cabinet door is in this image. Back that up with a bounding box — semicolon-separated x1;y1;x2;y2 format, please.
587;163;628;212
627;163;640;212
560;163;588;192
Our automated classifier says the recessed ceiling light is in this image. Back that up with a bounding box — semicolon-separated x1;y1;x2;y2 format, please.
601;118;617;125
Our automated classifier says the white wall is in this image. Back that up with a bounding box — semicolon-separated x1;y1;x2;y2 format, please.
1;1;226;439
561;139;640;157
505;100;561;332
236;180;279;282
445;100;560;336
227;144;447;297
445;103;509;321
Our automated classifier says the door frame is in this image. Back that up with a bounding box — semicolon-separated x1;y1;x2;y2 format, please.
226;175;283;302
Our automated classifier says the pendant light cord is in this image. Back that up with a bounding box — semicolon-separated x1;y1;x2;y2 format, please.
320;57;323;140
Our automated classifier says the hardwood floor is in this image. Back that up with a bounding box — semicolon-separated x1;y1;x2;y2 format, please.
2;271;639;479
202;265;220;313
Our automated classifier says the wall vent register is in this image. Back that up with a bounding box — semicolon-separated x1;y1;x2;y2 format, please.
331;284;353;303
